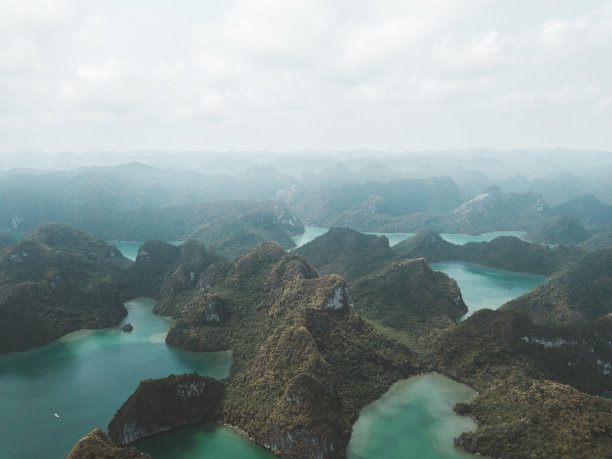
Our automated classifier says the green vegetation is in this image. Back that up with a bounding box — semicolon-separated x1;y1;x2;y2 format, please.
525;215;591;245
580;224;612;251
108;242;418;458
427;309;612;458
190;210;299;259
352;258;466;354
0;223;132;354
109;374;224;446
394;231;583;276
503;247;612;326
294;227;396;281
551;194;612;228
295;177;461;230
66;429;151;459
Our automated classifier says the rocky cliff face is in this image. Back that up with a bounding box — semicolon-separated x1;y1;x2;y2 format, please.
108;373;224;446
126;242;418;459
429;309;612;458
66;429;151;459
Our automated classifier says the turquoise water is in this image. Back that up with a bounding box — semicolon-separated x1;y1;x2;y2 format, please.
291;225;329;247
134;424;276;459
431;262;545;315
440;231;525;246
0;298;233;459
347;373;478;459
110;240;182;261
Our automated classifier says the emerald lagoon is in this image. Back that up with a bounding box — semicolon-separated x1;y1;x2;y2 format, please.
0;298;233;459
2;231;544;459
431;262;546;315
347;374;478;459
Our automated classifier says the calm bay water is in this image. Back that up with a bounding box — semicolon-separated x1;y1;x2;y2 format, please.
431;261;545;314
0;298;233;459
291;225;329;247
134;424;276;459
347;373;478;459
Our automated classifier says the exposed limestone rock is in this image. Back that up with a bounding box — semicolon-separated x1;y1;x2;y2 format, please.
108;373;224;446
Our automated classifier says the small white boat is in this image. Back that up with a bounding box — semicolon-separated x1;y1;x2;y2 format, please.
54;413;60;418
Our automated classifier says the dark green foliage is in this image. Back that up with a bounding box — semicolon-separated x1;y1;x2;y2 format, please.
394;231;582;276
526;215;591;245
67;429;151;459
190;210;298;260
551;194;612;227
580;224;612;251
504;247;612;325
108;374;224;446
0;223;131;354
294;227;396;281
428;309;612;458
352;257;466;331
158;242;418;458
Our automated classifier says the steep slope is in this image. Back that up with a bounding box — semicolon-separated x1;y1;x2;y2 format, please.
0;223;132;354
580;224;612;251
525;215;591;245
294;177;462;229
123;238;222;307
190;210;300;259
108;242;418;458
352;258;466;351
66;429;151;459
294;227;396;282
394;231;583;276
503;247;612;326
443;186;549;234
551;194;612;227
429;309;612;458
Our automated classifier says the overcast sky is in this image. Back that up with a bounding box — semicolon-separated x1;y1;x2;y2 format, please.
1;0;611;153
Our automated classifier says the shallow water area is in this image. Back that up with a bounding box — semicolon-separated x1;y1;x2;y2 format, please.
134;423;276;458
431;261;545;314
347;373;478;459
0;298;233;459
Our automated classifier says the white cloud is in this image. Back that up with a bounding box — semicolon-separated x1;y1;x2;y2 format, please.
0;0;611;152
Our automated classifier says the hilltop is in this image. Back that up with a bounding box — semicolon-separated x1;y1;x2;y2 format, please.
190;210;301;259
428;309;612;458
394;231;582;276
107;242;418;458
503;247;612;326
0;223;132;354
294;227;396;282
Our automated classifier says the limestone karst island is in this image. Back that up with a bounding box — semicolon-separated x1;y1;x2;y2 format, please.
2;2;612;458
